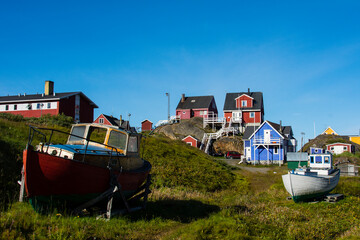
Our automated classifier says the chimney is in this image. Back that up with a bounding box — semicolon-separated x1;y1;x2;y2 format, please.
119;115;123;126
248;88;250;94
45;80;54;96
280;120;282;133
181;94;185;102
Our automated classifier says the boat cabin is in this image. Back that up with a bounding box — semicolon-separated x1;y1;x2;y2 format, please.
309;153;332;169
37;123;143;171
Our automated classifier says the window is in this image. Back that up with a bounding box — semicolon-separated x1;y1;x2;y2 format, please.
14;105;17;110
27;104;32;110
315;156;322;163
250;112;255;118
310;156;314;163
241;100;247;107
47;103;51;109
68;126;87;143
274;146;279;154
99;118;104;124
108;130;127;150
88;127;107;144
5;105;9;111
37;103;41;109
324;156;330;163
127;136;138;152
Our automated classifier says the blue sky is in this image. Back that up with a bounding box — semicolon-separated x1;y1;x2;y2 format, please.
1;1;360;146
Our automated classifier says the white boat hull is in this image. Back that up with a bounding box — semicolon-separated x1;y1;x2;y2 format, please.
282;169;340;202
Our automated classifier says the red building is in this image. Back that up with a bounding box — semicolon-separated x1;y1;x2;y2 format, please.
182;135;200;148
223;89;264;133
141;119;153;132
0;81;98;123
326;142;353;155
93;114;135;132
176;94;218;119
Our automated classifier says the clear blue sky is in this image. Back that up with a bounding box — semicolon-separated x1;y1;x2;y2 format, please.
1;1;360;147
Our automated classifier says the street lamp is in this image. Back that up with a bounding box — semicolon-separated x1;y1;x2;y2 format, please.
301;132;305;152
165;93;170;121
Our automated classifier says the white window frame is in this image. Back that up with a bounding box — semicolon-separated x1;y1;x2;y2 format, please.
250;112;255;118
99;118;104;124
241;100;247;107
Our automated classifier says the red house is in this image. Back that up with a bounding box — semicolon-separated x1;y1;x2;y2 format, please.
326;142;353;155
223;89;264;132
93;114;133;131
182;135;200;148
0;81;98;123
176;94;218;119
141;119;153;132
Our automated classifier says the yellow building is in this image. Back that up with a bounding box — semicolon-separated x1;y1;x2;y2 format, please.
322;127;338;135
350;136;360;145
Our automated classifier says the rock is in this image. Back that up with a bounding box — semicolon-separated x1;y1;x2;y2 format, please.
154;117;206;140
212;136;243;155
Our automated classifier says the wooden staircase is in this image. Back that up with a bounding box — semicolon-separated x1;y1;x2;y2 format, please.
200;118;237;154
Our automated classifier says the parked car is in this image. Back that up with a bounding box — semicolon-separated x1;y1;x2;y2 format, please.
225;151;241;159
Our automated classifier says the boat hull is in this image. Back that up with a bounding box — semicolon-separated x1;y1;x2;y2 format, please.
282;169;340;202
23;149;151;209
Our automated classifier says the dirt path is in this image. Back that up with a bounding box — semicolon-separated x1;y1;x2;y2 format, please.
220;159;271;173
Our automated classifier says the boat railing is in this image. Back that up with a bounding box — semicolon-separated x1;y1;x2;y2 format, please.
27;125;123;168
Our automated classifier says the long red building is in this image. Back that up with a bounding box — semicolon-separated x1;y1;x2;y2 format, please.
0;81;98;123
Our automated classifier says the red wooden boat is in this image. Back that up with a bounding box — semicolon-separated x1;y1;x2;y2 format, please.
21;123;151;212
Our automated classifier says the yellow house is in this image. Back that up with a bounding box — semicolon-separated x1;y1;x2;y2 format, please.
350;136;360;145
322;127;338;135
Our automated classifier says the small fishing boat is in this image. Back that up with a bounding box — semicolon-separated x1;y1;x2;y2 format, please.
282;152;340;202
20;123;151;215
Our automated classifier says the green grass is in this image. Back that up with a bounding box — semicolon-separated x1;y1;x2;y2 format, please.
1;117;360;239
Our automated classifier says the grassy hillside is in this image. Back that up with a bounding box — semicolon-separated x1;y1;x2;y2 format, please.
141;135;236;192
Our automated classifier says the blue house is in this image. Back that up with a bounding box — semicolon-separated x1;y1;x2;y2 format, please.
243;120;297;165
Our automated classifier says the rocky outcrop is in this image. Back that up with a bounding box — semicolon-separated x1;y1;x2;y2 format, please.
154;117;206;140
212;136;243;155
154;117;244;155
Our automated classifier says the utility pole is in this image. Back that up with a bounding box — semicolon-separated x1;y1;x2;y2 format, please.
165;93;170;121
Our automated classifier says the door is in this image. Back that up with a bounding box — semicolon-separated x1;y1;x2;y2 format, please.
246;147;251;160
264;130;271;143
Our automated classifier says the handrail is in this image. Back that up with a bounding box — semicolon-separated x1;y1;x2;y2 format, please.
27;125;124;166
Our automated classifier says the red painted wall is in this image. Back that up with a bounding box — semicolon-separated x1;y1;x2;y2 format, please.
94;115;113;126
236;95;253;108
59;95;95;123
80;97;94;123
3;109;59;118
177;109;191;119
59;96;75;119
182;136;198;148
326;143;352;152
141;120;153;131
242;111;261;124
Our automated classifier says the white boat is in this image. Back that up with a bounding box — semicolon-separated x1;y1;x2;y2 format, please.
282;153;340;202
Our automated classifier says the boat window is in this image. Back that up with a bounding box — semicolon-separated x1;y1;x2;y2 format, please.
88;127;107;144
127;136;138;152
310;156;314;163
324;156;330;163
69;126;87;142
315;156;322;164
108;131;127;150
